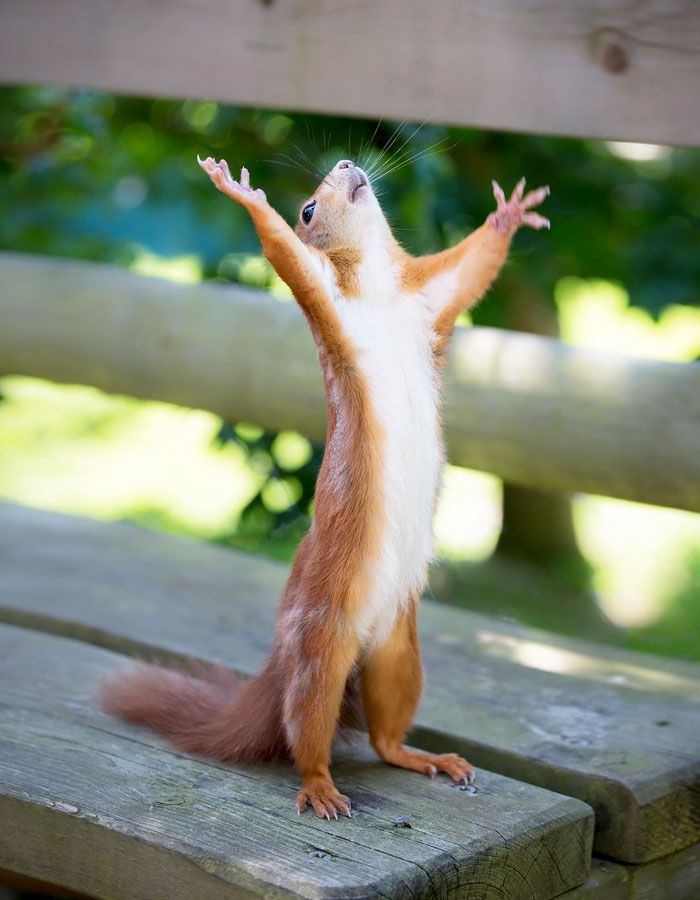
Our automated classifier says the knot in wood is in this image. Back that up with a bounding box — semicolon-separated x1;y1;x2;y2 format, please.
594;29;630;75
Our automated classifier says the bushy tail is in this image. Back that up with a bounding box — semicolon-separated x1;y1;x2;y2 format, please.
101;660;287;763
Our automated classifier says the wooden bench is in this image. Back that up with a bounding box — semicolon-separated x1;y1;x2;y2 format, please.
1;502;699;898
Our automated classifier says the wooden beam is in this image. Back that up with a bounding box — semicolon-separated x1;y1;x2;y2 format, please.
0;1;699;146
1;252;699;512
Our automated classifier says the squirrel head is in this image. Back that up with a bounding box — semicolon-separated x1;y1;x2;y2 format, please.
294;160;392;254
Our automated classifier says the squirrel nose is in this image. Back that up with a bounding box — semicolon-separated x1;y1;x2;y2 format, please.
337;159;355;169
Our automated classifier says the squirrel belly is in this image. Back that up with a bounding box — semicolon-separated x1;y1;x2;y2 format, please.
333;273;443;649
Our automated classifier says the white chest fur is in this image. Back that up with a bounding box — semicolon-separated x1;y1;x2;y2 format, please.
334;253;443;648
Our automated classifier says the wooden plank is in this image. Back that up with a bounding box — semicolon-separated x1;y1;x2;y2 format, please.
564;844;700;898
0;502;697;865
0;1;699;146
2;253;699;512
0;624;593;900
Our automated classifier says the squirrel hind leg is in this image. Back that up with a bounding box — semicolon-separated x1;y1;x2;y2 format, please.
376;744;476;786
336;667;365;736
361;599;477;787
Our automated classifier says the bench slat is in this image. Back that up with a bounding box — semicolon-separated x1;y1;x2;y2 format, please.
0;502;698;864
1;0;699;146
0;623;592;899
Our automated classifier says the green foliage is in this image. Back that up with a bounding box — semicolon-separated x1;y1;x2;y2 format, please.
626;548;700;660
2;87;699;317
212;421;322;558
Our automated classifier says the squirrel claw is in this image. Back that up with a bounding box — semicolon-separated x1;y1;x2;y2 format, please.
522;212;550;230
491;179;506;208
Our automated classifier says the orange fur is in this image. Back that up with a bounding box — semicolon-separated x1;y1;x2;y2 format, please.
326;248;362;297
103;157;548;819
361;597;474;781
400;224;512;357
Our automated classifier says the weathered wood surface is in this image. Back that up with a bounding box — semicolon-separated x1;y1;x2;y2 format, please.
1;503;698;866
0;623;593;900
1;1;699;146
563;844;700;899
2;253;700;513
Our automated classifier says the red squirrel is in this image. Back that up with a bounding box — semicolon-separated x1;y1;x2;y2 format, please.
103;154;549;819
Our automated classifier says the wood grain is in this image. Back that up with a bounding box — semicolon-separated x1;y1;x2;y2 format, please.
0;502;697;865
0;623;593;900
2;253;699;512
0;1;699;145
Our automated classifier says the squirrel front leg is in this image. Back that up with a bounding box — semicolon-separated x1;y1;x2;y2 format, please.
198;156;345;357
404;179;550;354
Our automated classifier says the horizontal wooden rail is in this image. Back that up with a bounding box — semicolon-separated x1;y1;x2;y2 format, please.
1;1;699;146
1;251;699;512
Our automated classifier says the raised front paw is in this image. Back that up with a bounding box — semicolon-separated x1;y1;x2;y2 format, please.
487;178;550;236
197;156;267;206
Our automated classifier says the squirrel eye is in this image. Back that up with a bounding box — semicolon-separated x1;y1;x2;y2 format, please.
301;202;316;225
